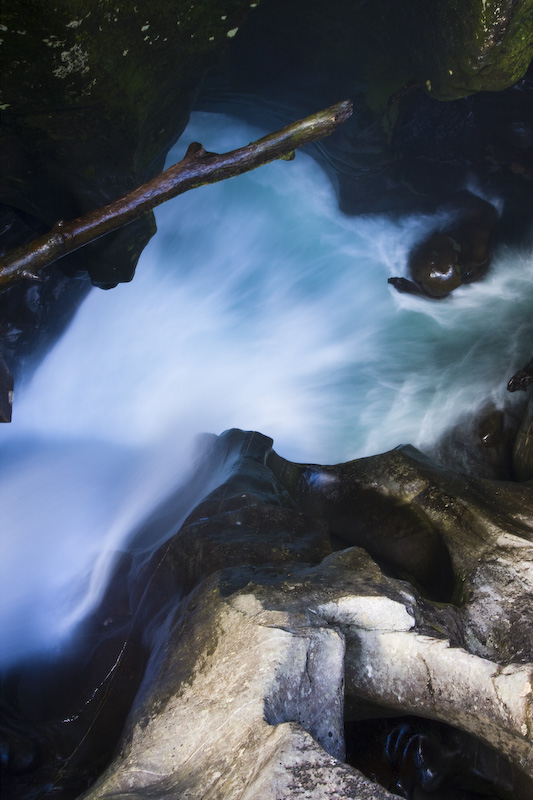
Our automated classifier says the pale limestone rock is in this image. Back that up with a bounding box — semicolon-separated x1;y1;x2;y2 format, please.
74;431;533;799
81;571;394;799
82;548;532;798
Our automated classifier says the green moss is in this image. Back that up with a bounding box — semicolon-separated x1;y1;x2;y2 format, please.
394;0;533;100
1;0;260;284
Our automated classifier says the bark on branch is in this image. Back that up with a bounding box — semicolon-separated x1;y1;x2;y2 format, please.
0;100;353;289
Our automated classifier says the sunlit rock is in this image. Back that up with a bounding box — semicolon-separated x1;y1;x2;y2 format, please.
81;544;533;798
2;429;533;797
81;573;377;799
39;429;530;800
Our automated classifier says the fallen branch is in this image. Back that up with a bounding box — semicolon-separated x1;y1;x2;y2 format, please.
0;100;353;289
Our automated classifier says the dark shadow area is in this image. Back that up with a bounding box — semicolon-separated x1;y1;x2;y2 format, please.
0;552;145;800
345;714;533;800
326;494;456;605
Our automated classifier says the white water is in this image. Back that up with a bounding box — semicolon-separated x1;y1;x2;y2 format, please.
1;112;532;666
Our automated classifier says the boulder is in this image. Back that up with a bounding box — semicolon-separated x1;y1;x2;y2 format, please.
393;0;533;101
388;191;498;298
79;433;533;798
507;357;533;481
3;430;532;799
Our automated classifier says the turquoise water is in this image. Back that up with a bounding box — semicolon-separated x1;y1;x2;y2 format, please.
1;112;532;665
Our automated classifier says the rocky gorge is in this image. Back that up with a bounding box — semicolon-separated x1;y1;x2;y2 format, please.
1;2;533;799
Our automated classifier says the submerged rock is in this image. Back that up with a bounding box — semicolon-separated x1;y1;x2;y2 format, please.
388;191;498;298
3;429;532;799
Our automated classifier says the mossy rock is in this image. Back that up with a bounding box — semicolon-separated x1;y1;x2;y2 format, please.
392;0;533;100
0;0;258;286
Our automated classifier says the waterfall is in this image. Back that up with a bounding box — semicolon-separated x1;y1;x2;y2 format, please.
1;111;531;667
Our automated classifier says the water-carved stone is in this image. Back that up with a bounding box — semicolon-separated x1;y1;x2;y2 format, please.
4;430;531;799
389;191;498;298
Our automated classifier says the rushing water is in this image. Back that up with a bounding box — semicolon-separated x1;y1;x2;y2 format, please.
1;112;532;667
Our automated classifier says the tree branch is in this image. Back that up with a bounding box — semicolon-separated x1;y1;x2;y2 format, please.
0;100;353;289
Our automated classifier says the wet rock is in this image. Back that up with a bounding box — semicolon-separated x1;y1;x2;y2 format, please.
0;203;93;381
513;395;533;481
507;358;533;481
508;356;533;393
427;400;527;481
267;448;456;602
393;0;533;101
0;2;257;288
389;191;498;298
4;430;532;799
129;430;332;630
0;354;14;422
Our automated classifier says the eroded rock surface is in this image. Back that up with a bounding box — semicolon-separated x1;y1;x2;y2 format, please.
3;429;531;799
81;427;533;798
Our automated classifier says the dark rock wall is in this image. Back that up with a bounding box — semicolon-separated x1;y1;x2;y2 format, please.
1;0;257;282
390;0;533;100
0;0;259;376
198;0;533;218
2;1;532;302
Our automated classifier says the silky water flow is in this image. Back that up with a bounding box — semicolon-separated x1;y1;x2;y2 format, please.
1;112;532;667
